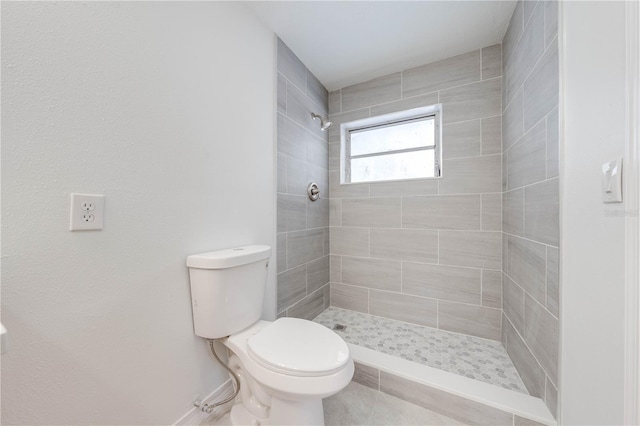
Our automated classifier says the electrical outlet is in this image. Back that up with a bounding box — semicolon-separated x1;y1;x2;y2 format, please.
70;193;104;231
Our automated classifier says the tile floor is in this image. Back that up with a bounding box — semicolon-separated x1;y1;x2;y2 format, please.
201;381;462;426
313;307;527;393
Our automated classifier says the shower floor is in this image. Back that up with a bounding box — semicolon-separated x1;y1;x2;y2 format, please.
313;307;528;394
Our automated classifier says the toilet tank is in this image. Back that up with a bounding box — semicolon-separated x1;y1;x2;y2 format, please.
186;245;271;339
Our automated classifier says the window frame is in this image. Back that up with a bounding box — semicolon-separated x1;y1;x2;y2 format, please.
340;104;443;184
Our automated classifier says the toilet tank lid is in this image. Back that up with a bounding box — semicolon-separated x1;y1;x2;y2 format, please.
186;245;271;269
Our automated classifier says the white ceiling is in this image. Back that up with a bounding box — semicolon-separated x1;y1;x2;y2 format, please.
246;1;516;91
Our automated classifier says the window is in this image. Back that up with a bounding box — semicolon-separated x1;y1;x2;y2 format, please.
340;105;442;184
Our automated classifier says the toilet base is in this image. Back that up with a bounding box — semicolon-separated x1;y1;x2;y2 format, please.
230;397;324;426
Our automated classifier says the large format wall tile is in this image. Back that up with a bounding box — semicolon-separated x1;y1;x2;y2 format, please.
403;262;481;305
287;228;324;268
503;188;524;236
341;256;401;292
524;178;559;246
402;50;481;97
402;195;481;230
277;113;308;161
306;70;328;110
502;3;559;412
277;72;287;114
277;38;306;90
307;197;330;229
440;78;502;124
524;294;559;384
277;265;306;313
544;1;558;48
482;193;502;231
329;170;370;198
546;107;559;178
369;179;438;197
546;246;559;318
287;82;326;139
369;290;437;327
326;43;505;353
287;156;313;195
277;153;287;193
439;155;502;194
370;92;439;117
287;285;327;320
341;72;401;112
506;120;546;190
329;90;341;114
330;283;368;313
502;89;524;151
504;2;544;104
504;317;546;397
482;269;503;308
307;256;329;293
277;193;306;232
369;228;438;263
277;40;330;318
277;233;286;273
440;230;502;269
330;227;369;257
506;235;546;304
330;255;341;283
438;300;502;340
503;273;525;333
442;119;482;159
502;1;523;76
342;197;401;228
545;378;558;419
482;44;502;80
482;115;502;155
524;41;559;131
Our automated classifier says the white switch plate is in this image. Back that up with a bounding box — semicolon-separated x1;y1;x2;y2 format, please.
602;159;623;203
70;193;104;231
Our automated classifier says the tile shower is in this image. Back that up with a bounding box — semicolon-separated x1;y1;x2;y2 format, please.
276;0;559;422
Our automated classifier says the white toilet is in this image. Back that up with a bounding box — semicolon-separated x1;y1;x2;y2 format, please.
187;245;354;425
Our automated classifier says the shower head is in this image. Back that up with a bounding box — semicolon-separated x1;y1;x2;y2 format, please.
311;112;332;131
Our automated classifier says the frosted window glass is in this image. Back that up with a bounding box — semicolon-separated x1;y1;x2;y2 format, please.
350;119;435;157
350;150;435;183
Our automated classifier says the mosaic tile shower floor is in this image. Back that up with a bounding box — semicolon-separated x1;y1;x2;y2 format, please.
313;307;528;394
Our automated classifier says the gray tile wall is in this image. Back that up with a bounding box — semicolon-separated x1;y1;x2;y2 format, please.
328;45;504;341
351;361;550;425
276;39;330;319
501;0;559;418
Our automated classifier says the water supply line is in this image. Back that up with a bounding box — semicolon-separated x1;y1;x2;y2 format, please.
194;339;241;414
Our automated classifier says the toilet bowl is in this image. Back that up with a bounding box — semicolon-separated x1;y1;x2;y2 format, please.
186;245;353;425
223;318;354;425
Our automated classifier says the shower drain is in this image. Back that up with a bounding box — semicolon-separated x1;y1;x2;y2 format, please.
332;324;347;331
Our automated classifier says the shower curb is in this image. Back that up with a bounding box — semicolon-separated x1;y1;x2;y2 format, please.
348;344;556;426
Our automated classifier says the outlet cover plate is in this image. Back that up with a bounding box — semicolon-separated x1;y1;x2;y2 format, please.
70;193;104;231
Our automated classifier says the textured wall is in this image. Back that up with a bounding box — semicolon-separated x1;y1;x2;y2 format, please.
276;40;331;319
500;0;559;417
328;46;504;341
1;2;276;424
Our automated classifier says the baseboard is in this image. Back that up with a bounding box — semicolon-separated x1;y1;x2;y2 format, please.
173;379;235;426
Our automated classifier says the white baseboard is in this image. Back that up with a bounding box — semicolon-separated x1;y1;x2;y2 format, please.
173;379;235;426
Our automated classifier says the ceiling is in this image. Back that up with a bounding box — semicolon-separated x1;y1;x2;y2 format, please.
246;1;516;91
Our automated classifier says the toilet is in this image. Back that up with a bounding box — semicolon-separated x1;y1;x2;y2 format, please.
186;245;354;425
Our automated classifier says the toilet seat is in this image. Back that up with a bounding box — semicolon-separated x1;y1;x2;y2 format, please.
247;318;350;377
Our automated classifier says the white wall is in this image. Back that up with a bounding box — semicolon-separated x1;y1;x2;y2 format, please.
560;1;628;424
1;2;276;424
